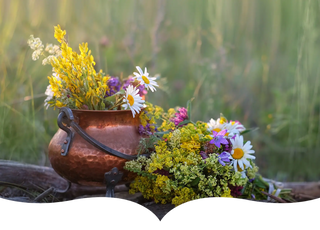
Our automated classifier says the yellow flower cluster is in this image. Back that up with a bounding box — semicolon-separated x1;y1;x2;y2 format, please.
246;164;259;179
139;102;163;132
158;120;175;131
125;106;249;206
129;175;174;204
158;107;176;131
169;122;208;154
45;25;110;109
172;187;196;206
54;25;66;43
221;188;233;198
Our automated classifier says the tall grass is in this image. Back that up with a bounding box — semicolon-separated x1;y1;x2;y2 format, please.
0;0;319;181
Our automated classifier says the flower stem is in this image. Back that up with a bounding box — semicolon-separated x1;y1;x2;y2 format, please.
109;101;126;110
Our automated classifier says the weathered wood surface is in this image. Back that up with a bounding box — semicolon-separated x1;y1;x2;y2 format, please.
0;160;126;198
1;160;320;201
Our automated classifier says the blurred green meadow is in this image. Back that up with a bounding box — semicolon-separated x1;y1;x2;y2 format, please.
0;0;320;181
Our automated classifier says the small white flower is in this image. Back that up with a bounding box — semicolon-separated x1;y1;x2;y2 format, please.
32;49;43;61
133;66;158;92
44;85;54;109
122;85;145;117
28;35;44;50
45;44;53;53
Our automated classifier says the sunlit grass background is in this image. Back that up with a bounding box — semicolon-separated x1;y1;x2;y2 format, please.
0;0;320;181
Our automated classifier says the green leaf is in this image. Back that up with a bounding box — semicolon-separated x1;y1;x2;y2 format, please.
177;119;191;126
105;89;125;102
154;131;171;137
253;174;268;189
240;127;259;135
186;97;194;120
190;177;200;187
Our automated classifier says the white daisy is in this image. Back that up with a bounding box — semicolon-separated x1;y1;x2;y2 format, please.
207;118;225;133
230;120;246;133
133;66;158;92
207;118;245;138
122;85;145;118
229;135;255;172
222;122;243;137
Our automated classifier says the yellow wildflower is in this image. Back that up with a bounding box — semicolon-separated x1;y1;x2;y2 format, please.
79;42;88;56
55;100;66;108
221;188;233;198
139;111;149;127
61;42;73;59
159;120;175;131
85;88;94;100
54;25;66;43
172;187;196;206
168;108;176;117
47;76;61;97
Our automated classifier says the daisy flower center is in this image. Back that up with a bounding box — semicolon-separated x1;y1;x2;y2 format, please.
213;128;221;133
213;128;229;136
237;164;245;172
142;75;150;84
233;148;244;159
127;94;134;106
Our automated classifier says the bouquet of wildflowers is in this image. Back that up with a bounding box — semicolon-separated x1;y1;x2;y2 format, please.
28;25;158;117
125;102;294;205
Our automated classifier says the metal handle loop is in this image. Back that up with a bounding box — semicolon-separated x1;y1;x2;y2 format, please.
57;107;148;160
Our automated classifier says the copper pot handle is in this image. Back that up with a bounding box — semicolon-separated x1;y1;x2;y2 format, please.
57;107;148;160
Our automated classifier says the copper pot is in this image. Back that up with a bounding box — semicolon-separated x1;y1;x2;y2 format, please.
48;109;142;186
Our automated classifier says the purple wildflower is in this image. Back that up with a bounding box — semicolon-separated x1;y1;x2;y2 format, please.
170;107;188;126
251;194;256;199
222;138;233;153
106;77;121;96
122;76;147;97
217;151;231;166
199;151;209;163
209;130;229;148
138;124;153;136
249;178;255;183
200;151;209;160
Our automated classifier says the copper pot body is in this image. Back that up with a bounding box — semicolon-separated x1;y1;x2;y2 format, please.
48;109;141;186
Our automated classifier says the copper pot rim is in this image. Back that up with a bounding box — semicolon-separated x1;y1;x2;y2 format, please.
56;108;144;114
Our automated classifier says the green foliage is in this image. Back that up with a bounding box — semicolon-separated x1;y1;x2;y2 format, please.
137;134;160;156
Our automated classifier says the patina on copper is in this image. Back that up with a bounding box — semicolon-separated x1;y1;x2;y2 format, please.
48;109;142;186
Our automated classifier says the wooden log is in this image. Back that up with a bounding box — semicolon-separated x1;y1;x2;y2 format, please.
0;160;128;199
1;160;320;201
262;178;320;200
